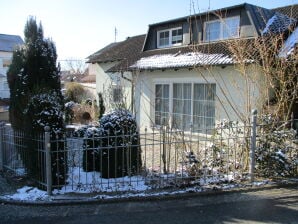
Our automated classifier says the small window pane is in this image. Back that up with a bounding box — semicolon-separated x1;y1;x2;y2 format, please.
172;28;183;45
156;84;162;97
155;84;170;126
205;21;220;41
173;83;182;98
193;83;216;132
159;31;170;47
223;17;240;39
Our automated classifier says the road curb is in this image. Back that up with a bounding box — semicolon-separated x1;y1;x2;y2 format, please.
1;181;297;206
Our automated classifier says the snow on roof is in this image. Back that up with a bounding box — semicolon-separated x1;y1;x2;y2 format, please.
279;27;298;58
262;12;296;35
130;52;234;70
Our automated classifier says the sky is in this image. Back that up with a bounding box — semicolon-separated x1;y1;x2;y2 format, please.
0;0;297;67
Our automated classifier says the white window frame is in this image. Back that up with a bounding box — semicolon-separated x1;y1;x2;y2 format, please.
154;82;216;132
204;16;240;42
157;27;183;48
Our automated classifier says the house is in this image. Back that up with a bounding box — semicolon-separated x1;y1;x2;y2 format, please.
0;34;23;121
0;34;23;100
88;3;297;132
87;34;145;112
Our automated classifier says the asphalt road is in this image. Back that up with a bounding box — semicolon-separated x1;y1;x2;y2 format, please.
0;186;297;224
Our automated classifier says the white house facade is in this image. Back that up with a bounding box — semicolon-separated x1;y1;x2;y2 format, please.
0;34;23;99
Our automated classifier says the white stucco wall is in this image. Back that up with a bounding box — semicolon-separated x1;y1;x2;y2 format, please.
134;64;265;131
0;51;13;99
89;62;133;112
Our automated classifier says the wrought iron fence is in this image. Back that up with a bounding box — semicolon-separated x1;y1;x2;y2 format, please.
0;114;297;195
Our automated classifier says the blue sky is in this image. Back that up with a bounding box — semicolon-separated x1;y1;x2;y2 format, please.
0;0;297;64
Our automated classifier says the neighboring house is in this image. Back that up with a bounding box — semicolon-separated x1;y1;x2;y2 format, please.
88;3;297;132
0;34;23;99
87;35;145;112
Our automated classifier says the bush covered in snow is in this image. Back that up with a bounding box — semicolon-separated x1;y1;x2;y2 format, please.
73;125;103;172
255;116;298;177
24;90;67;186
256;129;297;177
25;91;64;132
76;109;142;178
99;109;141;178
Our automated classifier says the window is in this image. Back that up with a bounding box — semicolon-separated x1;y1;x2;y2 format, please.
155;84;170;125
172;83;192;130
154;83;216;132
193;84;216;131
205;17;240;42
157;27;183;48
112;86;123;103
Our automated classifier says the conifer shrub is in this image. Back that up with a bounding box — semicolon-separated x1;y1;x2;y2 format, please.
7;17;67;187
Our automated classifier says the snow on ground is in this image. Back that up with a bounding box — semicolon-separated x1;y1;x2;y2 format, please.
1;173;276;202
54;167;150;194
4;186;48;201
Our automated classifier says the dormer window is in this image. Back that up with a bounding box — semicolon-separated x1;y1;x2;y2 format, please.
204;16;240;42
157;27;183;48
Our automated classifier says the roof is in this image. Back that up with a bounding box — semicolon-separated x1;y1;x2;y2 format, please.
261;12;296;35
86;42;119;61
0;34;23;52
279;26;298;58
130;39;256;70
89;3;296;72
273;4;298;19
87;34;146;64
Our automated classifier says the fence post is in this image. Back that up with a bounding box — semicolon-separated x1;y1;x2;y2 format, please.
250;109;257;183
0;122;4;171
44;126;52;195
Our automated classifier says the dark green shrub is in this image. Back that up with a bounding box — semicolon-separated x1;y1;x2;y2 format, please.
65;101;75;124
24;91;67;186
97;92;105;120
99;109;141;178
74;126;102;172
78;109;141;178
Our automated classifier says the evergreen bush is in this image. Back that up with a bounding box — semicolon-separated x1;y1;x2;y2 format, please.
99;109;141;178
78;109;141;178
7;17;67;187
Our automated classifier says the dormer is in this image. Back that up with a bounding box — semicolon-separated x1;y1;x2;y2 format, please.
142;3;280;51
